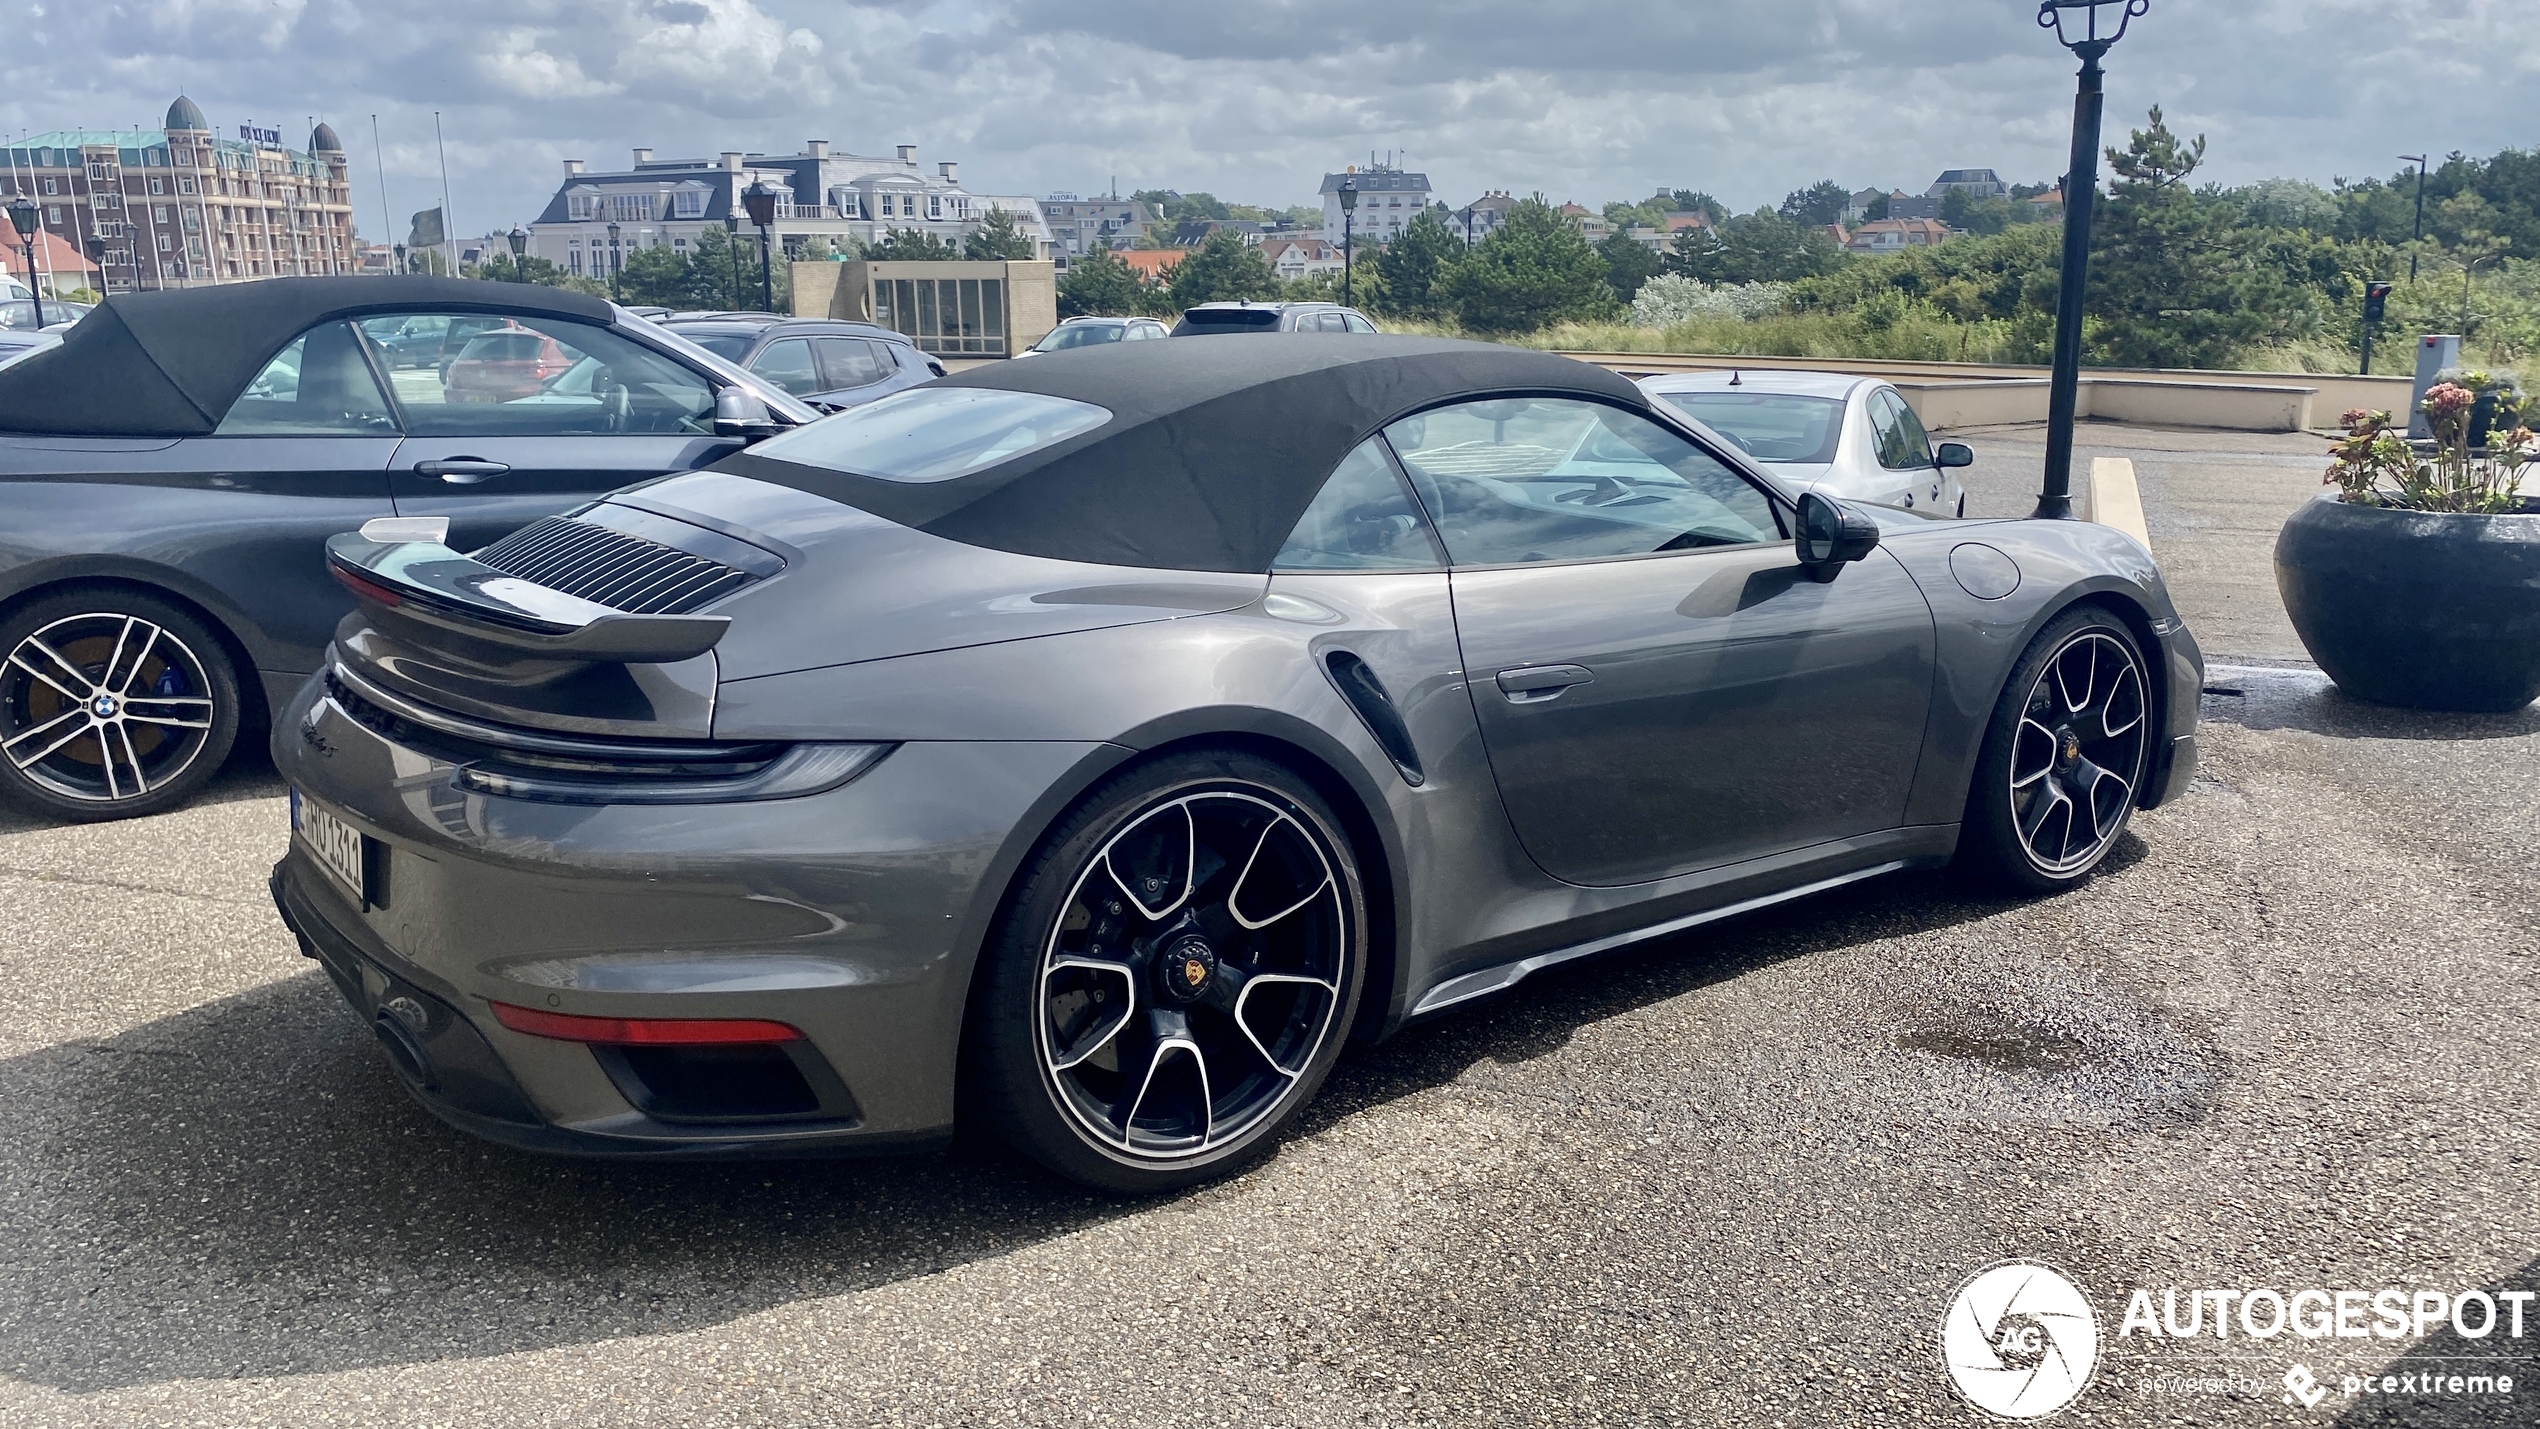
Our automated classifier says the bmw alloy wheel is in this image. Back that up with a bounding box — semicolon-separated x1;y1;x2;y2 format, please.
0;595;237;821
2005;628;2147;876
1037;787;1351;1159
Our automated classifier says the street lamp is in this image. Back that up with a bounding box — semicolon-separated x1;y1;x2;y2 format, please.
1338;176;1358;309
6;197;41;329
605;220;622;301
1458;203;1476;247
2033;0;2150;521
2399;153;2429;283
741;180;779;313
506;224;528;282
83;235;107;295
723;212;742;311
393;241;406;275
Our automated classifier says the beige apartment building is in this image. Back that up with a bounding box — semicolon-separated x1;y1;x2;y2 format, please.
0;95;360;292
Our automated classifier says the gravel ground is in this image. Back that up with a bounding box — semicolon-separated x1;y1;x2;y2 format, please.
1;437;2532;1427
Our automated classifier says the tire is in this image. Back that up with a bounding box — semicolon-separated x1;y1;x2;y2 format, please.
1956;605;2151;894
0;586;242;822
964;748;1367;1193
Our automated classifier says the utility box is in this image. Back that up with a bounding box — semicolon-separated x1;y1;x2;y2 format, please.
2409;334;2461;439
792;260;1057;359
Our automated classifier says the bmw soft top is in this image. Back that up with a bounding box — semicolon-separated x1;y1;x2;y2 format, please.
0;276;615;437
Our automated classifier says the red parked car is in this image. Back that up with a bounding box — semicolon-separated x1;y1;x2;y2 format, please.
444;324;574;403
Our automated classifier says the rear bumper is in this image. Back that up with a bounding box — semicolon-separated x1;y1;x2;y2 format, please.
269;667;1109;1158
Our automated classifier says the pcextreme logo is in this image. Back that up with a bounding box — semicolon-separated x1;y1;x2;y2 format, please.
1938;1260;2102;1420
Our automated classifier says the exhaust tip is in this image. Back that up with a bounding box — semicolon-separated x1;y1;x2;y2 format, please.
373;1007;438;1091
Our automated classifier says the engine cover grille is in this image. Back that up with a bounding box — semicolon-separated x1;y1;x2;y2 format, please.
474;516;754;616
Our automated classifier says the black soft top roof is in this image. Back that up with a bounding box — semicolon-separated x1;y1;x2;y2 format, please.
0;276;615;437
724;334;1644;573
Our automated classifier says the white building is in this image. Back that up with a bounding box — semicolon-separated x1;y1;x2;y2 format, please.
1319;163;1431;247
527;141;1050;285
1260;237;1346;279
1040;193;1159;258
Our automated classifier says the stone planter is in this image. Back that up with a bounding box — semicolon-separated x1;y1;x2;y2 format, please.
2274;492;2540;712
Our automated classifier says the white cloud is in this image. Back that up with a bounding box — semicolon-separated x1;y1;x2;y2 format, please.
1;0;2532;243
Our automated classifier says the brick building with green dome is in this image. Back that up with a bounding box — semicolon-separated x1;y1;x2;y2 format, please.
0;95;361;291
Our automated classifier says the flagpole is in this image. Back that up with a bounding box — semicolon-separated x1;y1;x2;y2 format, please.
433;111;456;277
371;114;394;275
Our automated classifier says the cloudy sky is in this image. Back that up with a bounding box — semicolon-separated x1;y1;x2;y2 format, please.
6;0;2534;241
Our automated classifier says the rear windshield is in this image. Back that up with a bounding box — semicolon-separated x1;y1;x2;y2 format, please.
1174;309;1282;334
1037;323;1128;350
1652;391;1845;465
675;331;754;360
457;332;546;361
750;386;1112;483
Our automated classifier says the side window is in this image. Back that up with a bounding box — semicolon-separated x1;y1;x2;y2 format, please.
1341;312;1378;334
750;338;822;396
1887;390;1935;468
1869;390;1929;470
1384;397;1780;567
354;313;716;437
1316;312;1349;332
1272;437;1441;571
214;322;397;435
816;336;887;389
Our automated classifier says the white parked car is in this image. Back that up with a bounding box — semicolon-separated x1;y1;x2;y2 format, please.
1015;315;1172;356
1637;370;1973;516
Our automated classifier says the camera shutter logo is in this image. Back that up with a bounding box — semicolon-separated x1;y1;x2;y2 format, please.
1939;1260;2102;1419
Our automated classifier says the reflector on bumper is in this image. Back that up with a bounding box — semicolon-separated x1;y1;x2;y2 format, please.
488;1001;803;1045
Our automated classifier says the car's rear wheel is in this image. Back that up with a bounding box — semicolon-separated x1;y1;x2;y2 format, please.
966;749;1366;1193
1957;606;2150;893
0;588;240;822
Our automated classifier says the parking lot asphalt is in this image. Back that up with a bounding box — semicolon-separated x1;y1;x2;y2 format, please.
3;430;2534;1428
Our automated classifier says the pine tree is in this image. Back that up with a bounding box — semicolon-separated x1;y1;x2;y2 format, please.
1058;248;1149;316
2088;105;2284;368
1168;231;1281;307
965;207;1037;261
1434;197;1615;334
1371;208;1461;318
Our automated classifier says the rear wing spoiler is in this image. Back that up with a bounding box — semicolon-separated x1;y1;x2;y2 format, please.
325;518;730;665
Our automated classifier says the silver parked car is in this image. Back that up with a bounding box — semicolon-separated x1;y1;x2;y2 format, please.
1638;370;1973;516
1016;315;1171;356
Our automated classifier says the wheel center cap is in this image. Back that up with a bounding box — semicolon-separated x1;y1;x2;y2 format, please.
91;694;119;719
2055;726;2082;769
1157;934;1217;1003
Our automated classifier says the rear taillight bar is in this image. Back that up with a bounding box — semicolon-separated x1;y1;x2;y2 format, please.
488;1001;802;1045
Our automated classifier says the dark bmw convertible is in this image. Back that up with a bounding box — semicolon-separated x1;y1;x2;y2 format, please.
0;277;814;821
271;336;2200;1191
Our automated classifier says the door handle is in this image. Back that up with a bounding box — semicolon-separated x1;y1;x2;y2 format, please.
1496;664;1594;703
414;458;511;485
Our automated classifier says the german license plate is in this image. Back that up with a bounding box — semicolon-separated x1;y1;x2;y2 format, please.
292;787;369;904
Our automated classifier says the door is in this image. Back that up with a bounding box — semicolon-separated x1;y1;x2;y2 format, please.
355;312;739;554
191;321;404;672
1866;387;1941;509
811;336;900;405
1384;396;1937;888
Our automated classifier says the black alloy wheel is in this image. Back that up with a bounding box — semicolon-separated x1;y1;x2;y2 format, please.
1959;606;2150;893
967;749;1366;1192
0;588;241;822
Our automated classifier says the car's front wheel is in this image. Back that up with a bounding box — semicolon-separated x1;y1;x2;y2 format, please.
0;587;240;822
1957;605;2151;893
966;749;1367;1193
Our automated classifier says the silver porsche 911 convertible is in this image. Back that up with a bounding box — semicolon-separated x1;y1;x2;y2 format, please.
270;336;2200;1192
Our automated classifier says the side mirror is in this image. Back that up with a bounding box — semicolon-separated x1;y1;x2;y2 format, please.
712;386;782;442
1794;491;1881;582
1935;441;1974;469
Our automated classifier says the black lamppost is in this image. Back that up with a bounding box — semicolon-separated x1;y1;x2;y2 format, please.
506;224;528;281
2034;0;2149;521
6;198;41;329
83;235;107;295
742;180;778;312
393;241;406;275
724;212;742;311
1458;203;1476;247
605;220;622;301
1338;176;1358;309
2399;153;2429;283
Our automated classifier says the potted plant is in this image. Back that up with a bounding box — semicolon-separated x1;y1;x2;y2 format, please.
2274;373;2540;712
